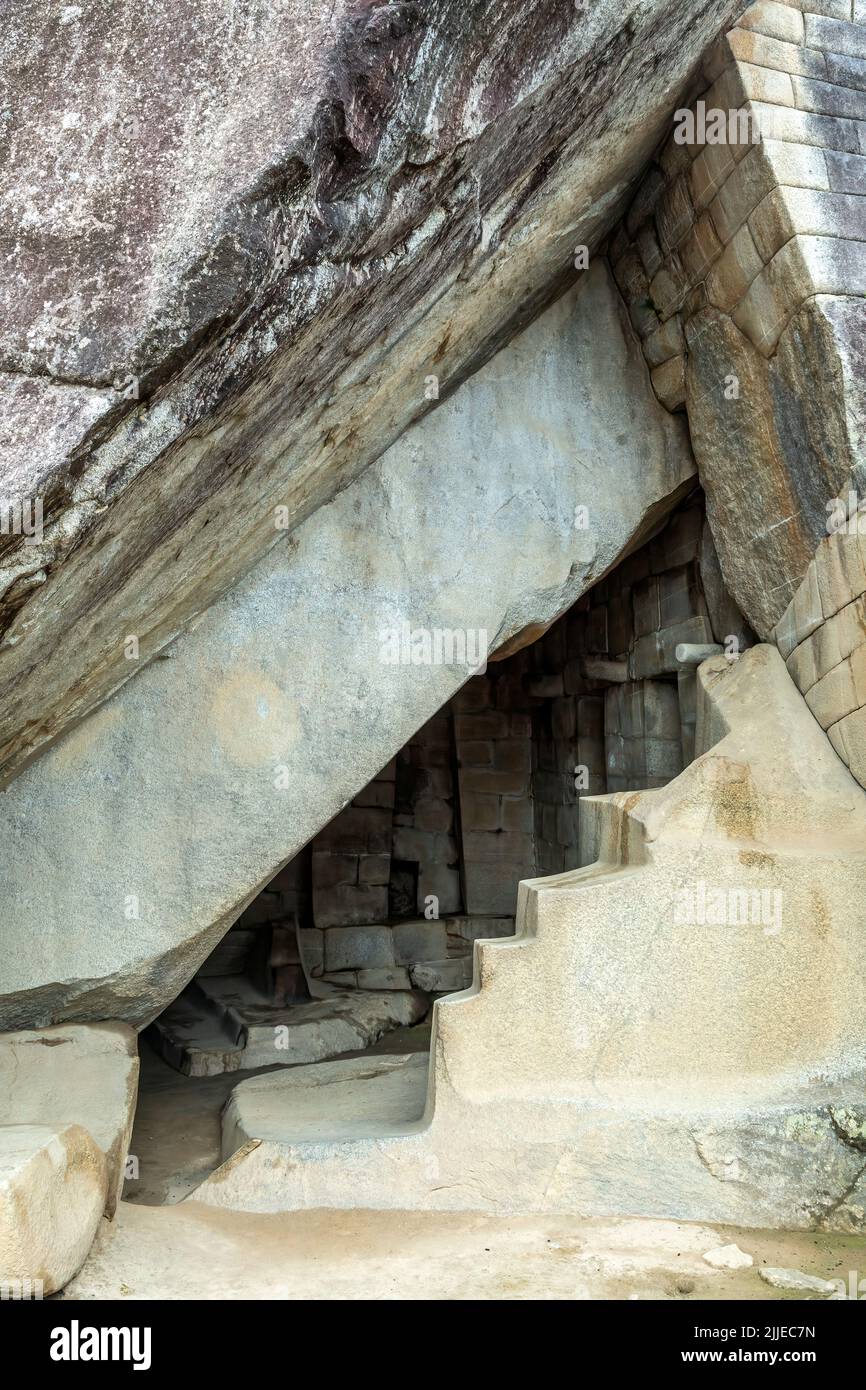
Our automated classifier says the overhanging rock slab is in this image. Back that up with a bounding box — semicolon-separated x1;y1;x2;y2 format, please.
0;0;742;785
0;261;694;1031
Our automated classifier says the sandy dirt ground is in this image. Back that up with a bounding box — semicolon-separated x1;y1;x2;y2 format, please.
64;1202;866;1301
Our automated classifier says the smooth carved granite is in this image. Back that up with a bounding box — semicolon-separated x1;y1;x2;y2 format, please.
774;503;866;789
0;0;742;788
0;1023;139;1216
0;263;694;1031
608;0;866;637
0;1124;107;1295
200;646;866;1229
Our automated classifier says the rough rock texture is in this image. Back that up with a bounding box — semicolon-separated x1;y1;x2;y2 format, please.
607;0;866;636
0;1023;138;1214
0;1124;106;1294
197;646;866;1229
0;0;742;787
0;260;694;1031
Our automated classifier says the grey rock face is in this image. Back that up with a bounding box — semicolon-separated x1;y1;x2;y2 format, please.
0;262;694;1030
0;0;741;785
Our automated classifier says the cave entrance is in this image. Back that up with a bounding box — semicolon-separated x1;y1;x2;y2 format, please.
129;488;748;1202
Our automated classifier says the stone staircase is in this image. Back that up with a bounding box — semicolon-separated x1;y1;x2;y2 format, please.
194;646;866;1230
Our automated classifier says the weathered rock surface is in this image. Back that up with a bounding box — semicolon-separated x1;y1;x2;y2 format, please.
758;1267;836;1294
0;0;742;786
197;646;866;1228
0;1023;138;1214
0;1124;106;1294
0;260;695;1031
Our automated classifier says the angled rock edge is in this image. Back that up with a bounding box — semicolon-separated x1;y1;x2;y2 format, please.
0;0;741;786
0;262;694;1031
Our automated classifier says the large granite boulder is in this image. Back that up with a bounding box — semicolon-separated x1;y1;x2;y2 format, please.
0;0;741;786
0;261;694;1031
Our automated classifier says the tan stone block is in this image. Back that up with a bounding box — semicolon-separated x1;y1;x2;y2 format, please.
690;142;739;213
501;797;534;832
455;711;510;740
625;165;666;238
749;187;864;262
805;655;859;727
831;597;866;665
812;611;846;680
825;148;866;194
804;13;866;61
459;767;530;797
787;633;819;691
793;75;866;121
826;718;850;764
680;213;724;283
649;254;690;320
733;236;866;354
651;355;686;411
773;599;798;660
728;28;826;78
737;1;805;45
709;143;778;243
833;704;866;787
793;560;824;645
659;133;696;181
635;222;664;278
643;314;686;368
612;245;650;303
852;644;866;705
705;222;765;311
815;530;866;618
655;176;695;254
746;100;861;153
807;1;858;21
737;60;796;107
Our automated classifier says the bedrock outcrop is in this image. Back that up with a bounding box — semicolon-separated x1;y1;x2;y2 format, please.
0;0;742;786
0;261;694;1031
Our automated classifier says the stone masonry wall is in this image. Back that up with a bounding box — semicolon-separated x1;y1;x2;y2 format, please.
607;0;866;636
454;660;536;913
773;502;866;786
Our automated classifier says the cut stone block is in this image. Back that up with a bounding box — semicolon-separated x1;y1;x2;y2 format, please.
0;1125;106;1295
392;920;449;967
749;187;865;264
356;968;412;991
737;2;805;45
0;1023;138;1217
149;979;428;1076
815;529;866;619
324;925;395;972
410;960;471;993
